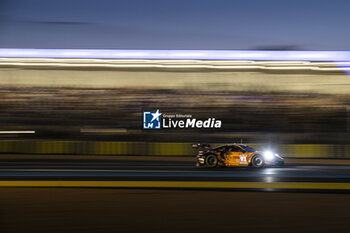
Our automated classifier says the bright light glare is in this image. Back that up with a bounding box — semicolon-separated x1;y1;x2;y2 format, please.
263;151;274;160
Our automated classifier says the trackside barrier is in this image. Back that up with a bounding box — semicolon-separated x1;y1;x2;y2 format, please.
0;141;349;158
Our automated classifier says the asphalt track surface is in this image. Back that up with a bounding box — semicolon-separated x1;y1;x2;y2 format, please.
0;157;350;233
0;188;349;233
0;158;350;191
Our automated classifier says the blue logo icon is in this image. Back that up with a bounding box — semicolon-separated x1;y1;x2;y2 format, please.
143;109;162;129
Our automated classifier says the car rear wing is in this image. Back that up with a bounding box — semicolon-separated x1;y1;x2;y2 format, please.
192;144;211;150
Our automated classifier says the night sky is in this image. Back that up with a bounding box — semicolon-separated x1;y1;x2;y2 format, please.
0;0;350;50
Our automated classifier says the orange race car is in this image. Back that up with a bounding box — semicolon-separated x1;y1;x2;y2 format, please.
193;144;284;168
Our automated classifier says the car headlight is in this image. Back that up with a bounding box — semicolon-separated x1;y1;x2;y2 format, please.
263;151;274;160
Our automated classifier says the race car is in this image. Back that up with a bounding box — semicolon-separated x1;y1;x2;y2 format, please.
193;143;284;168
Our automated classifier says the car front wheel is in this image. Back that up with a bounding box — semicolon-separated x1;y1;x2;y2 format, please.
251;155;264;168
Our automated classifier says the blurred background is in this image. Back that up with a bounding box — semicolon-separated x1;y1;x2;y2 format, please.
0;0;350;158
1;56;350;158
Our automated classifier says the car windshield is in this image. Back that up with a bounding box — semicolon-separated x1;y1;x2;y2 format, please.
240;145;256;152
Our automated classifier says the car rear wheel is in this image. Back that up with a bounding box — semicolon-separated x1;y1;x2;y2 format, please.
205;154;218;168
251;155;264;168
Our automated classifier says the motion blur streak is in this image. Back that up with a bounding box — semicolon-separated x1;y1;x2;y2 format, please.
0;131;35;134
1;49;350;61
80;128;127;133
0;180;350;190
2;57;350;66
5;57;350;65
0;61;347;71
